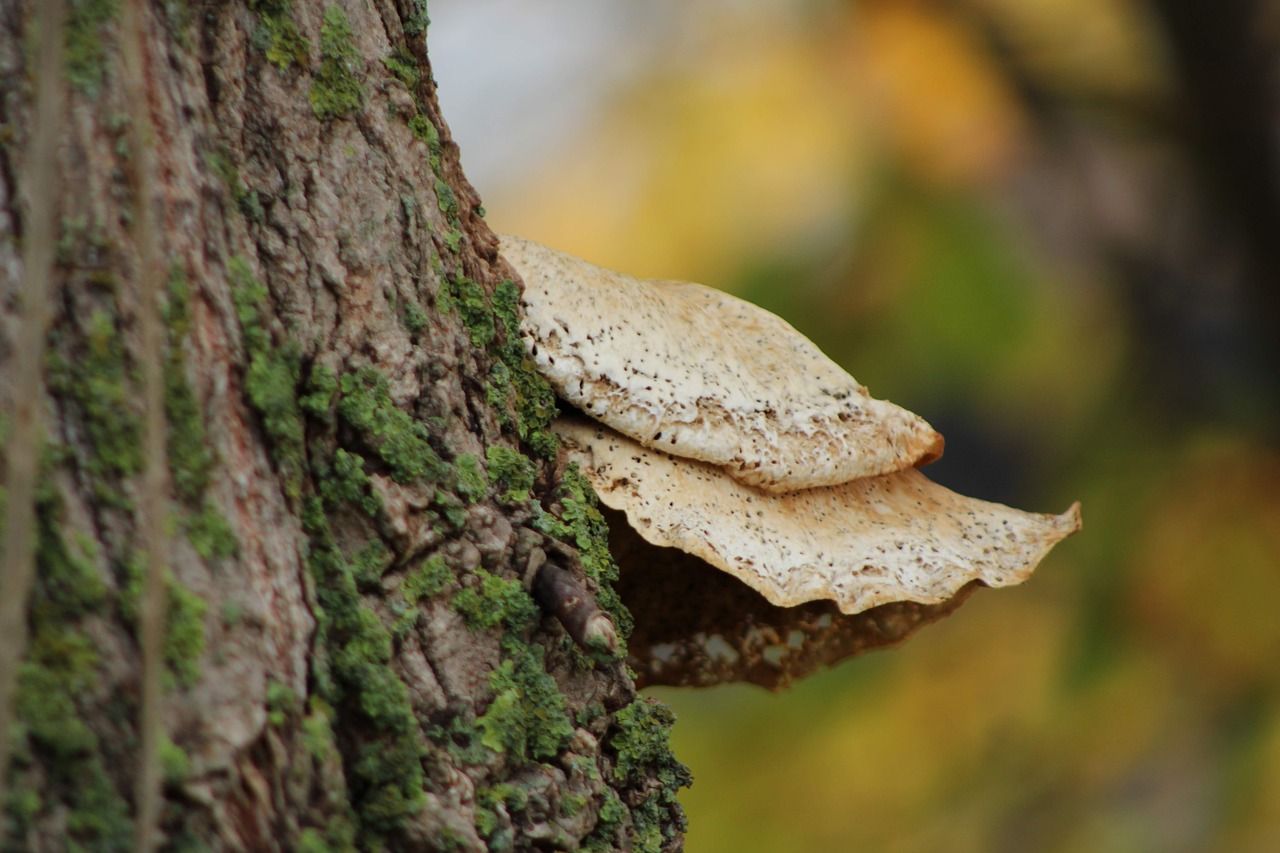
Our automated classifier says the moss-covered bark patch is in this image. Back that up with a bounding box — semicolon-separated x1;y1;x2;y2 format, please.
310;4;364;120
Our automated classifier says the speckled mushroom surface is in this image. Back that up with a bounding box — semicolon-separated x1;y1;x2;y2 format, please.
500;234;944;492
555;416;1082;615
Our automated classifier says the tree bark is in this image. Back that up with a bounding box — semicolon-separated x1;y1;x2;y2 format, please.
0;1;688;850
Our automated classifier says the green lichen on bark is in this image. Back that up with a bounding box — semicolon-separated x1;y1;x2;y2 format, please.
316;448;382;518
115;554;209;689
3;483;132;851
228;256;307;498
438;273;558;459
380;46;443;173
400;554;450;606
337;366;445;485
454;453;486;504
249;0;311;71
607;700;692;853
475;646;573;763
302;498;427;846
403;0;429;36
296;699;360;850
310;4;364;120
451;569;537;631
485;446;535;503
64;0;119;94
165;267;238;559
46;308;141;509
206;149;265;223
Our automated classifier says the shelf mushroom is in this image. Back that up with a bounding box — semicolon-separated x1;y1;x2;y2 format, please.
498;235;1081;688
500;234;944;492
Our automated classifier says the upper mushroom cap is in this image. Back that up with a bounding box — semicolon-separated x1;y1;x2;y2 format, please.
555;415;1081;615
499;234;944;492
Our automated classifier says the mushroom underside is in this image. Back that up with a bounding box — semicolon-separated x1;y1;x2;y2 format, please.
607;511;979;690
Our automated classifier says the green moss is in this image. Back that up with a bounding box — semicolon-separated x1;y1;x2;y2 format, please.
380;50;420;90
158;735;191;786
301;698;339;759
229;257;307;498
165;581;209;688
4;784;41;841
454;453;486;503
490;279;559;458
407;115;442;172
451;568;537;632
165;272;212;502
47;309;142;509
296;699;360;851
608;699;691;852
266;680;300;727
310;5;364;120
484;446;534;503
439;275;494;348
31;489;107;625
166;267;240;559
221;600;245;627
302;498;426;845
8;488;134;851
317;448;381;517
349;539;391;591
403;0;429;36
64;0;119;94
185;505;239;559
476;647;573;762
401;299;429;337
116;556;209;689
337;366;445;485
401;554;450;606
245;348;305;492
434;179;460;226
250;0;311;71
16;660;98;759
206;149;265;222
300;364;339;418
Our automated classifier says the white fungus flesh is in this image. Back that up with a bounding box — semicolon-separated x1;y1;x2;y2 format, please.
499;234;944;493
555;416;1082;615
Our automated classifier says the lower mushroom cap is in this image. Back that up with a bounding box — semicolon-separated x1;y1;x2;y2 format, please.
499;233;944;492
556;415;1081;616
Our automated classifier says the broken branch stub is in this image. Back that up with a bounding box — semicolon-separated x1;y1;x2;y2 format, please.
499;234;944;493
555;416;1081;617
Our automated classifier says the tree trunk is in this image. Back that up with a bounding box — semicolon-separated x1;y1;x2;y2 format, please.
0;1;688;849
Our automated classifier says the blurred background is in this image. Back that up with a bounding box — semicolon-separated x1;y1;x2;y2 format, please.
431;1;1280;849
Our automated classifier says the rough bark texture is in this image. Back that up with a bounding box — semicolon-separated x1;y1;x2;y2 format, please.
0;1;688;850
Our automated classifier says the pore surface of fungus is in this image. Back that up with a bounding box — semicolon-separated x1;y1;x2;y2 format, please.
556;416;1081;616
500;234;944;492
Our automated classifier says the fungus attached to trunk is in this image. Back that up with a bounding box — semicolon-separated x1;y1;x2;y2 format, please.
499;234;944;492
555;416;1080;616
498;235;1081;688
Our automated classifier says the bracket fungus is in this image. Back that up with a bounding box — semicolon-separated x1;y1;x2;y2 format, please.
499;235;1081;689
500;234;944;492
